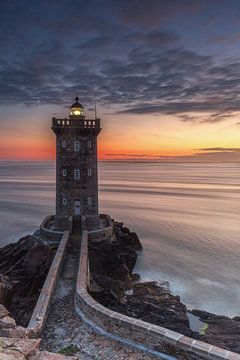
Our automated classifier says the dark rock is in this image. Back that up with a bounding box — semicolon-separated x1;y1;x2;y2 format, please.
0;235;56;327
128;232;142;251
89;222;196;338
89;222;143;306
122;227;130;233
190;309;240;353
131;273;140;283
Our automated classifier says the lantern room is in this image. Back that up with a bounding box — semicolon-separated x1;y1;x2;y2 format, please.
70;96;84;117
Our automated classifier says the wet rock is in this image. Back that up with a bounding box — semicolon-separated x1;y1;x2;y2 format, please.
131;273;140;283
190;309;240;353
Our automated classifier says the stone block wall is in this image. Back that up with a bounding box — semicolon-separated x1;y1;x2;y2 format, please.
39;215;64;242
27;231;69;337
87;214;113;241
75;230;240;360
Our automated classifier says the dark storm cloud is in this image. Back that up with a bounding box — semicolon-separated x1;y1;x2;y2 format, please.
1;0;240;120
117;0;205;27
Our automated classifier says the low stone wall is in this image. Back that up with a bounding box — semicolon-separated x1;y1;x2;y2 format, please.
75;230;240;360
40;215;64;242
87;214;113;241
27;231;69;337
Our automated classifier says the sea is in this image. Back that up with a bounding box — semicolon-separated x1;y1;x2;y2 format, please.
0;160;239;317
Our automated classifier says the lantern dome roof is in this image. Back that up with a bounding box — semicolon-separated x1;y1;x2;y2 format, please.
70;97;83;109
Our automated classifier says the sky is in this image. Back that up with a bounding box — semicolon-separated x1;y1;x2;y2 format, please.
1;0;240;161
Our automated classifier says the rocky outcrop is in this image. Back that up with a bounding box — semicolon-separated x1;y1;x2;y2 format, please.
89;221;240;353
0;337;40;359
89;221;142;302
190;309;240;353
89;221;196;338
111;281;197;337
0;304;26;338
0;337;78;359
0;235;56;327
0;304;78;359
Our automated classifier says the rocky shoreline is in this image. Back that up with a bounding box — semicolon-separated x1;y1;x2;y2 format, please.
89;221;240;354
0;221;240;356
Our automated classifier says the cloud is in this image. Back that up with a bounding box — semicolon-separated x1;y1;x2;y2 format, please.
198;147;240;152
0;0;240;124
105;153;158;157
177;114;199;123
117;0;204;28
200;112;233;124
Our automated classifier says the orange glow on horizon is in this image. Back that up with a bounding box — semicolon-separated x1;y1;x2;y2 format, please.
0;110;240;161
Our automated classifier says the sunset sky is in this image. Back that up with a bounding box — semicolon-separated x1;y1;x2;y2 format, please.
1;0;240;161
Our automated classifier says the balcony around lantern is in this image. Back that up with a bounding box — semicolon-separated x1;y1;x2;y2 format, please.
52;117;101;129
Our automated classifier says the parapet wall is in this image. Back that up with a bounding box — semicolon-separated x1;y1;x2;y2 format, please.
27;231;69;337
87;214;113;241
75;230;240;360
39;215;64;242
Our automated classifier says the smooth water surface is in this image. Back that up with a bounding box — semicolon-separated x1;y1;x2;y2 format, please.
0;160;239;316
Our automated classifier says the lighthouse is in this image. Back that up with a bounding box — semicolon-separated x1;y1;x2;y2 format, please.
51;97;101;228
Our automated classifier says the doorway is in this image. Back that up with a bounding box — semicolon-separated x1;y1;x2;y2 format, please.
74;200;81;215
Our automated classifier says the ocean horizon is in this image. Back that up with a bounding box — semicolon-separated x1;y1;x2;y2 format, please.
0;160;239;318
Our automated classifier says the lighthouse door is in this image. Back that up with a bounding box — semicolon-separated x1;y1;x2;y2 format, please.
74;200;81;215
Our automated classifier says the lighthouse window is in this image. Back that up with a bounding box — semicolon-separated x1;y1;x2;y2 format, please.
74;140;80;151
62;140;66;148
88;197;92;205
62;169;67;176
87;169;92;176
74;169;80;179
87;141;91;148
63;198;67;205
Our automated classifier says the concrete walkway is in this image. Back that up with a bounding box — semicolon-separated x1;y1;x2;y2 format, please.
41;232;159;360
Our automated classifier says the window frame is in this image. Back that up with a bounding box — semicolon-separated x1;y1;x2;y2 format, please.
74;169;81;180
74;140;80;152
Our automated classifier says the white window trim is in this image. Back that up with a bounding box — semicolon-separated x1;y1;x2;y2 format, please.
74;169;80;180
63;198;67;205
87;141;92;148
87;169;92;176
88;197;92;205
62;140;66;148
74;140;80;151
62;169;67;176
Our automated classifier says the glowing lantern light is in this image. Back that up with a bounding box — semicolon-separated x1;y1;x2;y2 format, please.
70;97;84;116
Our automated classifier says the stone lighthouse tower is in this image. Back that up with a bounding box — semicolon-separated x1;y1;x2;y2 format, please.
52;97;101;228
